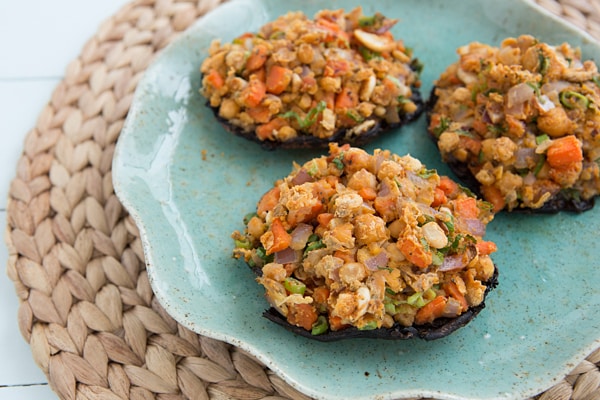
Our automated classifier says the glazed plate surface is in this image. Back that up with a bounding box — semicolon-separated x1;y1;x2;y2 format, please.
112;0;600;398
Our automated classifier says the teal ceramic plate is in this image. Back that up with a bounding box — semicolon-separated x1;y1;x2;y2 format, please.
113;0;600;398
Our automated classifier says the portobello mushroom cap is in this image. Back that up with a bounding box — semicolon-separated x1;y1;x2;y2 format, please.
207;89;424;150
255;264;498;341
425;88;595;213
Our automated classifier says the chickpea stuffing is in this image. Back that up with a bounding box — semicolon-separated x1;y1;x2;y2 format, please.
232;144;498;339
200;7;423;149
428;35;600;212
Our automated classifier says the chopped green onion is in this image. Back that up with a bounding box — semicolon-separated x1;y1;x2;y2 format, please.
456;129;475;138
307;160;319;177
458;184;476;198
255;247;273;263
419;237;430;252
538;50;550;75
345;110;364;122
536;134;550;145
358;15;376;27
526;81;541;97
269;30;285;40
279;101;327;129
432;117;450;138
559;91;590;110
417;168;437;179
487;124;507;135
397;95;410;104
432;251;444;266
234;238;252;250
304;238;325;255
358;320;378;330
407;289;436;308
384;302;396;315
533;154;546;176
332;153;345;170
283;277;306;295
593;76;600;88
443;218;455;235
311;315;329;335
358;46;380;61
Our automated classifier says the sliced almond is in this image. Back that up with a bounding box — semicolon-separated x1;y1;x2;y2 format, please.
353;29;395;53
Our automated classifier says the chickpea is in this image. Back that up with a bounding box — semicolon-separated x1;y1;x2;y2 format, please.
297;43;314;64
218;99;240;119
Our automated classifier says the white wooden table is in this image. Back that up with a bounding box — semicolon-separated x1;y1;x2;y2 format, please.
0;1;130;398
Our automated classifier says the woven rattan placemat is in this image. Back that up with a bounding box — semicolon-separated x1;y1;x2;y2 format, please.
5;0;600;399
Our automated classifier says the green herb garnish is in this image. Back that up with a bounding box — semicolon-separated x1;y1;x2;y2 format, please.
280;101;327;129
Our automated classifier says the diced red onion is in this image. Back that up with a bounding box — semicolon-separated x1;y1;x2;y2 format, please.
274;247;301;264
438;254;466;272
535;94;556;112
374;153;386;175
514;147;535;169
291;169;313;186
290;223;313;250
523;172;536;186
378;181;391;197
442;297;463;318
506;83;535;115
462;218;486;236
541;80;571;96
364;252;389;271
485;102;504;124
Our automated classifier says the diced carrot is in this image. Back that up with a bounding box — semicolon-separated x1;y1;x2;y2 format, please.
313;179;337;202
245;44;268;71
546;135;583;169
316;18;350;44
324;59;350;77
476;240;498;256
428;113;442;133
286;303;318;331
442;281;468;312
316;18;342;33
240;74;266;108
431;187;448;207
317;212;334;227
266;65;292;95
358;187;377;201
328;315;348;331
266;218;291;254
334;87;358;110
374;195;397;222
320;91;336;110
480;185;506;213
460;136;482;156
333;250;355;263
438;176;459;198
414;296;448;325
205;69;224;89
453;197;478;219
312;286;330;305
472;119;488;136
398;236;432;269
257;186;280;216
301;75;317;91
246;105;271;123
256;117;286;141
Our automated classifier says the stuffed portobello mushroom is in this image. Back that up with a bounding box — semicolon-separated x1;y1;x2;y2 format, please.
232;144;498;341
200;8;423;150
427;35;600;212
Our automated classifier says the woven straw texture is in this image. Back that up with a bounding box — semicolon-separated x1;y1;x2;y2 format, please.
4;0;600;399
